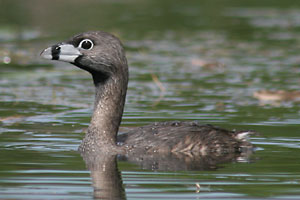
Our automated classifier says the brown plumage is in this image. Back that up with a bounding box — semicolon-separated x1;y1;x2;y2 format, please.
41;31;254;155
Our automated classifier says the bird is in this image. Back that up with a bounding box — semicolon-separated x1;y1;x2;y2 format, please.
40;31;253;155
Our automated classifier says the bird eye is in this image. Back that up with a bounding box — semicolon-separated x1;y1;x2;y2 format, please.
78;39;94;50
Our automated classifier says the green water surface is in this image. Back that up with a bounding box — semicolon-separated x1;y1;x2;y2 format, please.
0;0;300;199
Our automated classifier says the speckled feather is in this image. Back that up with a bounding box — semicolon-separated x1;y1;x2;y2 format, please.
118;121;253;156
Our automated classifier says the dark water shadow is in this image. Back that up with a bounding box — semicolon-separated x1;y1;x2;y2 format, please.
81;149;253;199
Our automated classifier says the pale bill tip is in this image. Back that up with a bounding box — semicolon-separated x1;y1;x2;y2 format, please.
40;47;52;60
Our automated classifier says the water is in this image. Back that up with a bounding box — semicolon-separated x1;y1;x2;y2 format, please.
1;0;300;199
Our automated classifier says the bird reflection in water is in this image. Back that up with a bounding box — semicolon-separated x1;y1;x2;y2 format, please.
81;148;253;199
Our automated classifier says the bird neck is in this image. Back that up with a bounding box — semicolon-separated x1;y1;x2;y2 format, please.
86;69;128;147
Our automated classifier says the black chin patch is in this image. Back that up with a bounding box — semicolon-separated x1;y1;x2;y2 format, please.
51;45;61;60
73;56;110;86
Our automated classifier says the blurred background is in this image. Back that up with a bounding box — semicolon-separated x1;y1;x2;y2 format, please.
1;0;300;199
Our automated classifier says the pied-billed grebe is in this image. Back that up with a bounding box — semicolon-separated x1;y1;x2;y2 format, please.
41;31;253;154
